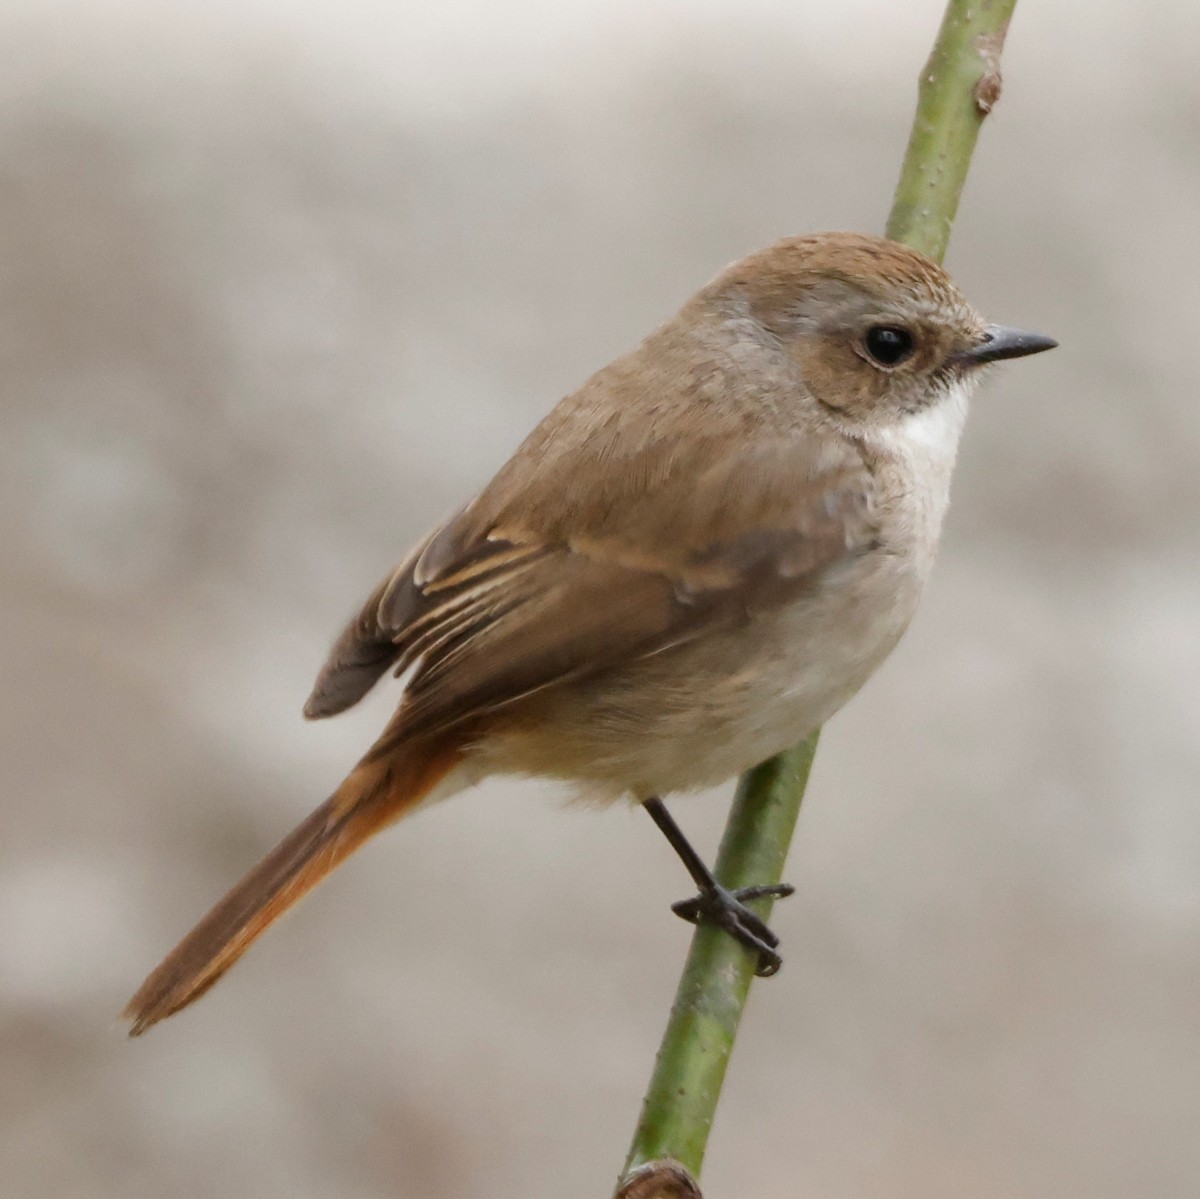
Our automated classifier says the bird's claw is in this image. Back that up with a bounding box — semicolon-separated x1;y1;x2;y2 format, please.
670;882;795;977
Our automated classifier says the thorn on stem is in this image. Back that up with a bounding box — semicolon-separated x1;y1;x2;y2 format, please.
974;69;1003;113
973;28;1009;114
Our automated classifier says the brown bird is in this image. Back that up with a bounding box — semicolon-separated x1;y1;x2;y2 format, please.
123;232;1056;1035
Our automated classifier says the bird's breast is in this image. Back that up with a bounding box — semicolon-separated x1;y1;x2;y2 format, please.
479;545;928;800
477;387;971;800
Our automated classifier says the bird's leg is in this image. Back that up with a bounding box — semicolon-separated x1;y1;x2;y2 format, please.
642;797;794;977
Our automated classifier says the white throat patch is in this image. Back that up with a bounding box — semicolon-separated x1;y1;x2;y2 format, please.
891;380;971;460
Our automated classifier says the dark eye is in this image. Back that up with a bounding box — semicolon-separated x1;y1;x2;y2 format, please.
864;325;915;367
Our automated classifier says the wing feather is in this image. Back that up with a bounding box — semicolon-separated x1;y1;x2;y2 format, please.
304;440;877;742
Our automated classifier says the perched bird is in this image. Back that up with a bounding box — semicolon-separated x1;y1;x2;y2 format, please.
124;232;1055;1035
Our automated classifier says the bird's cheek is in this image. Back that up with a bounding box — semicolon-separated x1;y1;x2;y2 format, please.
794;343;879;414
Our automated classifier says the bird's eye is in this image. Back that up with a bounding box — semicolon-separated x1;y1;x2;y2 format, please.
863;325;915;367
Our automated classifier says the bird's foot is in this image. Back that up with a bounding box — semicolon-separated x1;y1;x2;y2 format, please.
670;882;795;976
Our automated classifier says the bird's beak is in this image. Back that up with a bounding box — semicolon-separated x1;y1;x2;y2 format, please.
957;324;1058;366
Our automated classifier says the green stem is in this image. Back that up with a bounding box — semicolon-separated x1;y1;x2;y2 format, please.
886;0;1019;262
619;0;1020;1187
622;738;819;1177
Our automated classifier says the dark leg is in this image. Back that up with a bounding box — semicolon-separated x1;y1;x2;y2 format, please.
642;797;794;977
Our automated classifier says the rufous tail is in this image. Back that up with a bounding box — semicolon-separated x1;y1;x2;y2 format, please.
122;736;461;1036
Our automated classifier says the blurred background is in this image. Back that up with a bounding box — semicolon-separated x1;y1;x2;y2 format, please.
3;1;1198;1196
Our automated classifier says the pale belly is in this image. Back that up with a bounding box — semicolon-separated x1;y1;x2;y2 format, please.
477;550;927;801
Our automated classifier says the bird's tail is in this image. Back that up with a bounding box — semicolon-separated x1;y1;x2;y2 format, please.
122;735;462;1036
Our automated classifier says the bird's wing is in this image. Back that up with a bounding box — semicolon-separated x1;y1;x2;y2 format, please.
304;432;877;743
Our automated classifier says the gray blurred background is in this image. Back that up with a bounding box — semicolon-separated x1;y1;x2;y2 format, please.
3;1;1198;1196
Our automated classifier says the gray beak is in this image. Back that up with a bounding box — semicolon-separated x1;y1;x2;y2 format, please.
958;324;1059;365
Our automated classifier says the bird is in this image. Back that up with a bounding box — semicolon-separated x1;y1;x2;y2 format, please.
123;231;1056;1035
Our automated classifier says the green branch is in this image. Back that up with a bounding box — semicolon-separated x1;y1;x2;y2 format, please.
618;0;1020;1189
886;0;1017;260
